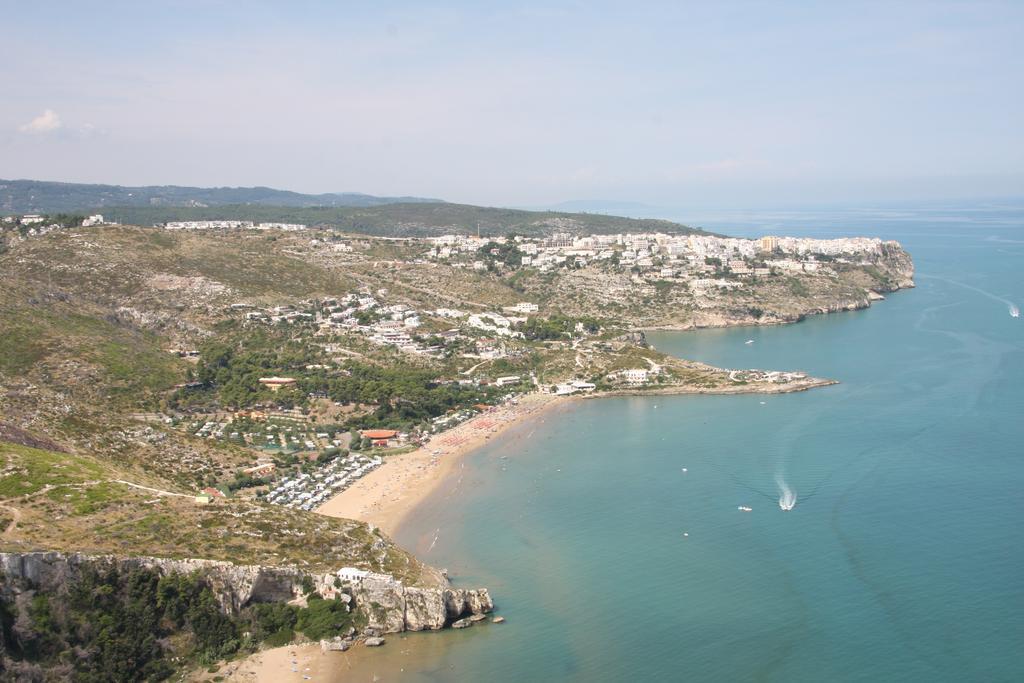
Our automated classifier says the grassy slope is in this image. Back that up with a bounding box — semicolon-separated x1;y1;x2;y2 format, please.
0;227;449;582
0;225;903;576
0;442;437;583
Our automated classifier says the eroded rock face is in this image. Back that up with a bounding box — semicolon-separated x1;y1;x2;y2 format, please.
349;580;495;633
404;586;447;631
462;588;494;615
443;587;467;617
0;552;320;614
0;552;493;633
321;637;350;652
352;577;408;633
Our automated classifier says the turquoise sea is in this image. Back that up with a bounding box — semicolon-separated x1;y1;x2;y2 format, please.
349;203;1024;681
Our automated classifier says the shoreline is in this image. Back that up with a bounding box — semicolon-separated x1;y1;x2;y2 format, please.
224;376;837;681
316;392;568;536
315;376;834;536
588;377;838;398
636;281;915;333
200;641;389;683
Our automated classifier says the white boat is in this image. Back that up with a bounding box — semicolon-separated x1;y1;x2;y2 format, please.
777;475;797;510
745;339;755;345
737;506;752;512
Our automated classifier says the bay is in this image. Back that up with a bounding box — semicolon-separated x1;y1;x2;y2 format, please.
334;202;1024;682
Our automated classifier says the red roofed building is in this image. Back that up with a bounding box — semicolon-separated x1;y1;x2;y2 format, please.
361;429;398;447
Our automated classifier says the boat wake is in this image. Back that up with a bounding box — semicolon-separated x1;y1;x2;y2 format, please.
919;274;1019;319
775;473;797;511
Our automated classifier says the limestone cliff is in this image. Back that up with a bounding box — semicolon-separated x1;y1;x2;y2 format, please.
0;551;491;633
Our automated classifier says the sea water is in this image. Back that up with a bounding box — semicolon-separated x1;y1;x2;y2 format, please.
340;202;1024;681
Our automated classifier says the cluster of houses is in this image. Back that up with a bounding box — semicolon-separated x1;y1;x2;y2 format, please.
164;220;307;231
1;213;113;237
232;291;545;359
727;369;809;384
189;409;338;451
263;451;383;511
424;231;896;287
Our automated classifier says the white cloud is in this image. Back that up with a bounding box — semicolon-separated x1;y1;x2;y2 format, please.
18;109;62;133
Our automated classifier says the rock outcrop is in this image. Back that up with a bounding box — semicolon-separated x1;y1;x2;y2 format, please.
0;551;492;633
350;575;494;633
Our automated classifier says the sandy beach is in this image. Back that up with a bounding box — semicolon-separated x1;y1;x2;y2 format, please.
197;641;391;683
206;396;563;683
204;630;484;683
316;392;564;535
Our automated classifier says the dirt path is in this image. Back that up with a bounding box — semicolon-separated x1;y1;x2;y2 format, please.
1;504;22;539
109;479;193;498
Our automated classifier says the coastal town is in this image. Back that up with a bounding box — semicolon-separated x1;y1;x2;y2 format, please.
0;213;913;513
0;208;914;681
1;1;1008;678
3;213;906;293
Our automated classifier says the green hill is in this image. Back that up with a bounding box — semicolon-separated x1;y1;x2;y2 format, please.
0;178;441;213
0;179;710;238
101;201;709;238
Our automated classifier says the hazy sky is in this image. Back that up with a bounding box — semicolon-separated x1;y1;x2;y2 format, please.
2;1;1022;206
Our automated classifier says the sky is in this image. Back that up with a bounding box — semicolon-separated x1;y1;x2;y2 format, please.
2;1;1022;207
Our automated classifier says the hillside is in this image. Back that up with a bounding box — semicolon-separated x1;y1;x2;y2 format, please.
0;223;911;678
0;225;897;487
103;202;710;238
0;179;711;238
0;178;442;213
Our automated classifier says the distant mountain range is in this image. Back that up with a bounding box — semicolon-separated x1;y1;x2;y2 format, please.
0;179;710;238
0;179;443;213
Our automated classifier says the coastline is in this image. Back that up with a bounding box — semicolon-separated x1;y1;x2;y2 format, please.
316;392;567;536
315;376;833;537
637;280;914;333
588;377;838;398
219;373;837;681
201;641;394;683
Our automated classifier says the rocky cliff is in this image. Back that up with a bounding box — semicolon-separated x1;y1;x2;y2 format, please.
0;551;492;633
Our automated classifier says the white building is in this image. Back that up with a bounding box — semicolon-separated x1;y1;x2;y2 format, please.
165;220;254;230
257;222;306;231
621;368;649;384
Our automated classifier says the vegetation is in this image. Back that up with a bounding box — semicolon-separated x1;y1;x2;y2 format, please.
0;178;439;213
0;442;439;584
319;364;496;429
180;332;323;409
92;203;706;238
174;330;502;429
0;564;356;681
515;315;600;341
1;567;231;680
0;210;909;680
478;239;524;268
